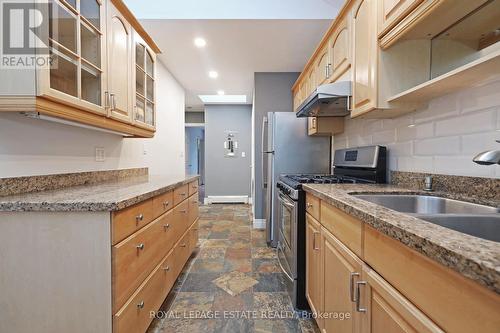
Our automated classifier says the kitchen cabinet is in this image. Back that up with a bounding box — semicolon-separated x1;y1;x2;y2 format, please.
0;0;161;138
315;45;330;86
107;1;133;123
308;117;344;136
305;192;500;333
377;0;424;38
306;214;323;322
351;0;378;116
328;16;351;82
322;227;362;333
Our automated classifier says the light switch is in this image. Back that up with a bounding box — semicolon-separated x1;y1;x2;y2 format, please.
241;152;246;157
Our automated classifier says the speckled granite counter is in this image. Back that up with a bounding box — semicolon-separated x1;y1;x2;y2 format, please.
302;183;500;294
0;174;199;212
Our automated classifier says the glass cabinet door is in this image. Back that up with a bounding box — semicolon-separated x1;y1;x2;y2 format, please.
47;0;104;112
135;42;155;127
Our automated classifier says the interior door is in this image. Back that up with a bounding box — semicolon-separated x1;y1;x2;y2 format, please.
107;3;132;123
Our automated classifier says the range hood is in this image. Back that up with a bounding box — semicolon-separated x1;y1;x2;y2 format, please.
296;81;352;117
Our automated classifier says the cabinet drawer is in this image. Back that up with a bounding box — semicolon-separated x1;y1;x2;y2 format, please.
113;249;176;333
305;193;321;221
152;190;173;218
320;201;363;257
173;230;191;277
188;180;199;196
364;226;500;333
173;184;189;206
173;200;190;238
188;195;199;225
112;213;171;313
189;220;199;253
112;199;154;245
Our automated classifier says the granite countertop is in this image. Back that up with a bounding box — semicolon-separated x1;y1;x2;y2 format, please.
302;183;500;294
0;174;199;212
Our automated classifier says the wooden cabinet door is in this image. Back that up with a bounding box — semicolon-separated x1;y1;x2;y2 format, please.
306;214;323;324
107;2;133;123
322;228;362;333
359;265;444;333
315;45;330;86
378;0;423;37
329;17;351;82
352;0;378;117
307;68;316;97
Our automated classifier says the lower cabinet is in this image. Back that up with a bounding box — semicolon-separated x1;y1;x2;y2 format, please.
306;213;323;322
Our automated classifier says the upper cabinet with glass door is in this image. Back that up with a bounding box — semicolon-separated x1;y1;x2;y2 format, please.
134;35;156;129
42;0;106;115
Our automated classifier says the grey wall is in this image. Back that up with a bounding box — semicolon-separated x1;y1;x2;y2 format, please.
205;104;252;198
253;72;300;219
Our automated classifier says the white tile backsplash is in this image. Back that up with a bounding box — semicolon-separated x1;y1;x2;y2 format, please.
332;80;500;179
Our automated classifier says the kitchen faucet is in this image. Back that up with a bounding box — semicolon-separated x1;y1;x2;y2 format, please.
473;140;500;165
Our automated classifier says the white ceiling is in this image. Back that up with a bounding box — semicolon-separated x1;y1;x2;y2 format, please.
125;0;342;19
140;19;332;109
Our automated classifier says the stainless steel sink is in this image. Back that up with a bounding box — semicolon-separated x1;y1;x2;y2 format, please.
353;194;499;215
416;215;500;242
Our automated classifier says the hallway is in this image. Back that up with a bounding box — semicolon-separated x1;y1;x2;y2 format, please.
148;204;319;333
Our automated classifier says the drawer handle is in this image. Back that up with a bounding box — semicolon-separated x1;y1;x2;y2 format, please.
180;209;187;214
312;231;320;250
163;201;170;208
163;266;170;272
355;281;367;313
180;243;187;248
180;192;187;197
163;224;170;230
136;243;145;250
135;214;144;223
306;202;313;209
137;301;145;309
349;272;360;302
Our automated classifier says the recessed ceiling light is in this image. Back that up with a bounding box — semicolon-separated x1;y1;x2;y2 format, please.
194;37;206;48
408;124;416;128
208;71;218;79
217;90;225;95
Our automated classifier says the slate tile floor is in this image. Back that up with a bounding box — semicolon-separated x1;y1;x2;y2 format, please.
147;204;320;333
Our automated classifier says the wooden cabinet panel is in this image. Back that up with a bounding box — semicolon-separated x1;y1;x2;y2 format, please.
306;214;323;324
306;193;321;221
173;229;192;277
352;0;378;117
113;249;175;333
321;201;363;257
364;225;500;333
188;180;199;196
152;190;173;219
308;117;345;136
112;199;154;245
360;265;443;333
112;213;170;312
173;184;189;206
188;195;199;226
189;220;199;253
378;0;423;37
107;2;133;123
322;228;363;333
329;17;351;82
172;200;190;239
315;45;330;86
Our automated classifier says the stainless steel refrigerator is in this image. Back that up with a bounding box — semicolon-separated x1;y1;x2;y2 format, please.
262;112;331;247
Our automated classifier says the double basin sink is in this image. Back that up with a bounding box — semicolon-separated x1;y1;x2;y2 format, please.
353;194;500;242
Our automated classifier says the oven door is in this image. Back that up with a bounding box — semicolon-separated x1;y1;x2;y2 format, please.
277;191;298;278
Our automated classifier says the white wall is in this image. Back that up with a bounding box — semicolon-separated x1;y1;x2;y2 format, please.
333;80;500;179
0;60;186;178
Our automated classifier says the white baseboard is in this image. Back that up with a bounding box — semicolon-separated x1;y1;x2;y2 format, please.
253;219;266;229
204;196;249;204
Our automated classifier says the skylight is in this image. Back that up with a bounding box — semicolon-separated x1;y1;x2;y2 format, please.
198;95;247;104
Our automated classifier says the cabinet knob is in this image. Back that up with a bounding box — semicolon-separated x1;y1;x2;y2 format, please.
180;192;187;197
306;203;313;209
180;209;187;214
163;201;170;208
137;301;145;309
180;243;187;248
135;214;144;223
136;243;145;250
163;224;170;230
163;266;170;272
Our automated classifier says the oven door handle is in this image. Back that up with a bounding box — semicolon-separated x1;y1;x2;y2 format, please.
278;193;295;210
276;242;294;282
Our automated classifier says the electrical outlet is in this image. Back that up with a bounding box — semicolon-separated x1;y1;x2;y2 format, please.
241;152;246;157
95;147;105;162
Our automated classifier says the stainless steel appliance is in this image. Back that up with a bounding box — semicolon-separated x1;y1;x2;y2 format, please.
296;81;352;117
262;112;331;248
276;145;387;310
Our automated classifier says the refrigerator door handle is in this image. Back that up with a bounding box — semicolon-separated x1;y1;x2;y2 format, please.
261;116;273;189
